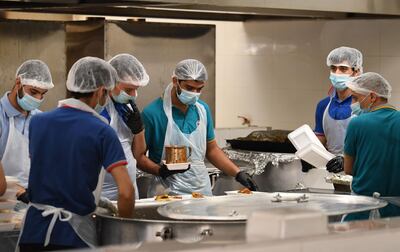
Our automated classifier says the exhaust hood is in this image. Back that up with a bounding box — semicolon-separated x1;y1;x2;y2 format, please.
1;0;400;21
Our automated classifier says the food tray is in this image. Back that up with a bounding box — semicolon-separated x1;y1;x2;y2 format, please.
162;160;190;171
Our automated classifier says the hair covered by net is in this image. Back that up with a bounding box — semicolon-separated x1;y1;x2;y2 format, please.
108;53;149;87
16;59;54;89
326;46;363;72
346;72;392;98
173;59;208;81
66;56;117;93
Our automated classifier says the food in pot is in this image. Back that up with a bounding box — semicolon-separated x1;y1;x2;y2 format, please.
191;192;204;198
238;188;252;194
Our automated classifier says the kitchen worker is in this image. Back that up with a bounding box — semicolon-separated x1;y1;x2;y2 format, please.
136;59;258;197
18;57;134;252
343;72;400;220
0;162;6;196
0;60;53;187
101;53;150;200
313;47;363;173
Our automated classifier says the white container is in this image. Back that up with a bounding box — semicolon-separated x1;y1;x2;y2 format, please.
0;189;18;200
5;176;21;189
296;143;335;168
162;160;190;171
246;208;328;242
288;124;324;151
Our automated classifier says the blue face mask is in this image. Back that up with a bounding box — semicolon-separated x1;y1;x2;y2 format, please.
351;95;371;115
176;84;201;105
329;73;353;91
17;89;43;111
350;102;363;116
112;90;137;104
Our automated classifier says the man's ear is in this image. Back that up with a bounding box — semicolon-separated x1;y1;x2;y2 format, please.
172;77;178;86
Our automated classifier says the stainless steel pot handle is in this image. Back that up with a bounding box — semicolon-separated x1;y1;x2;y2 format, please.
156;227;173;240
201;229;213;237
209;172;220;190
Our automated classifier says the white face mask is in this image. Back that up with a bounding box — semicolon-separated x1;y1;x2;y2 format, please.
176;84;201;105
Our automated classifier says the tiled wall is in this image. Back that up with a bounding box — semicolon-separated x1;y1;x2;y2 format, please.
215;19;400;130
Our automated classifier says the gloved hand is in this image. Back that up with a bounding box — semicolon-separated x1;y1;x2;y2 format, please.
98;197;118;216
121;100;144;134
301;160;315;173
326;156;344;173
235;171;259;191
16;189;29;204
159;163;191;179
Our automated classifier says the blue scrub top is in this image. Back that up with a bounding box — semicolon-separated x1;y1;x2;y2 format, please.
0;92;40;159
344;106;400;219
314;93;352;136
142;98;215;164
20;106;127;247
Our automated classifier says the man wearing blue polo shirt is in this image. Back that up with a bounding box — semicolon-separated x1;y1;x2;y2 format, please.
344;72;400;220
18;57;134;251
135;59;258;197
314;47;363;173
0;60;54;188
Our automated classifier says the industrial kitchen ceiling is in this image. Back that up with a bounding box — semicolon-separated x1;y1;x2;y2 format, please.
1;0;400;21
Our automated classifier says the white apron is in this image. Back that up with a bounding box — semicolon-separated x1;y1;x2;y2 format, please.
1;117;30;188
101;101;138;200
322;97;352;155
16;98;109;250
148;83;212;197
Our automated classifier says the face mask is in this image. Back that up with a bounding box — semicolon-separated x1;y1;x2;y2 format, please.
112;90;137;104
94;90;109;114
353;94;372;114
176;84;201;105
17;89;43;111
350;102;363;116
329;73;353;91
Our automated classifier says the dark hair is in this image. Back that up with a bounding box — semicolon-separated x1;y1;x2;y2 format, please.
66;89;95;99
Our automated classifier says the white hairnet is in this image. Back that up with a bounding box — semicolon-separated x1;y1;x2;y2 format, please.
16;59;54;89
326;46;363;72
173;59;208;81
108;53;149;87
66;57;117;93
346;72;392;99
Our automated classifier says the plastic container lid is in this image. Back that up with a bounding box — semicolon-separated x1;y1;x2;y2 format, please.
288;124;325;151
295;143;335;168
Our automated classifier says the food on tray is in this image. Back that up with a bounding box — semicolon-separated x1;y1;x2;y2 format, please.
154;194;183;201
236;130;292;143
238;188;252;194
192;192;204;198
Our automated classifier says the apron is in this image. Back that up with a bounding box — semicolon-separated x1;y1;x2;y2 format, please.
1;116;30;188
16;98;109;250
322;97;352;155
147;83;212;197
102;101;139;200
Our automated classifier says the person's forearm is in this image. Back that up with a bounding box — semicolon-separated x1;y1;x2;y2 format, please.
206;142;240;177
317;135;327;147
133;131;161;176
117;186;134;218
344;154;353;175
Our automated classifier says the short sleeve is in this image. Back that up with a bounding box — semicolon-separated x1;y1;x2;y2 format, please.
100;126;127;172
344;118;357;157
314;97;330;135
199;101;215;142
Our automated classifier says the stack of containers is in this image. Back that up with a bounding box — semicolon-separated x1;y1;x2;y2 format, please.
0;176;19;231
288;125;335;169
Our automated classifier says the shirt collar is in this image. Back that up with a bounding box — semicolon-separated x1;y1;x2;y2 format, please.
332;92;352;103
58;98;109;124
0;92;23;118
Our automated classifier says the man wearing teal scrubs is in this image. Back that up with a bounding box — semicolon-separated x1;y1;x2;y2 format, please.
344;72;400;220
134;59;258;196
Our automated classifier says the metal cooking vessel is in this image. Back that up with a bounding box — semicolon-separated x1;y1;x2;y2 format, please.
96;206;245;246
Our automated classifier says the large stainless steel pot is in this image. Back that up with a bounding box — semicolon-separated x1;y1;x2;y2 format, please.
96;206;245;246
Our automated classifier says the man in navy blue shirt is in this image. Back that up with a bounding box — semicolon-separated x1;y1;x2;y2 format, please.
18;57;134;252
313;47;363;173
